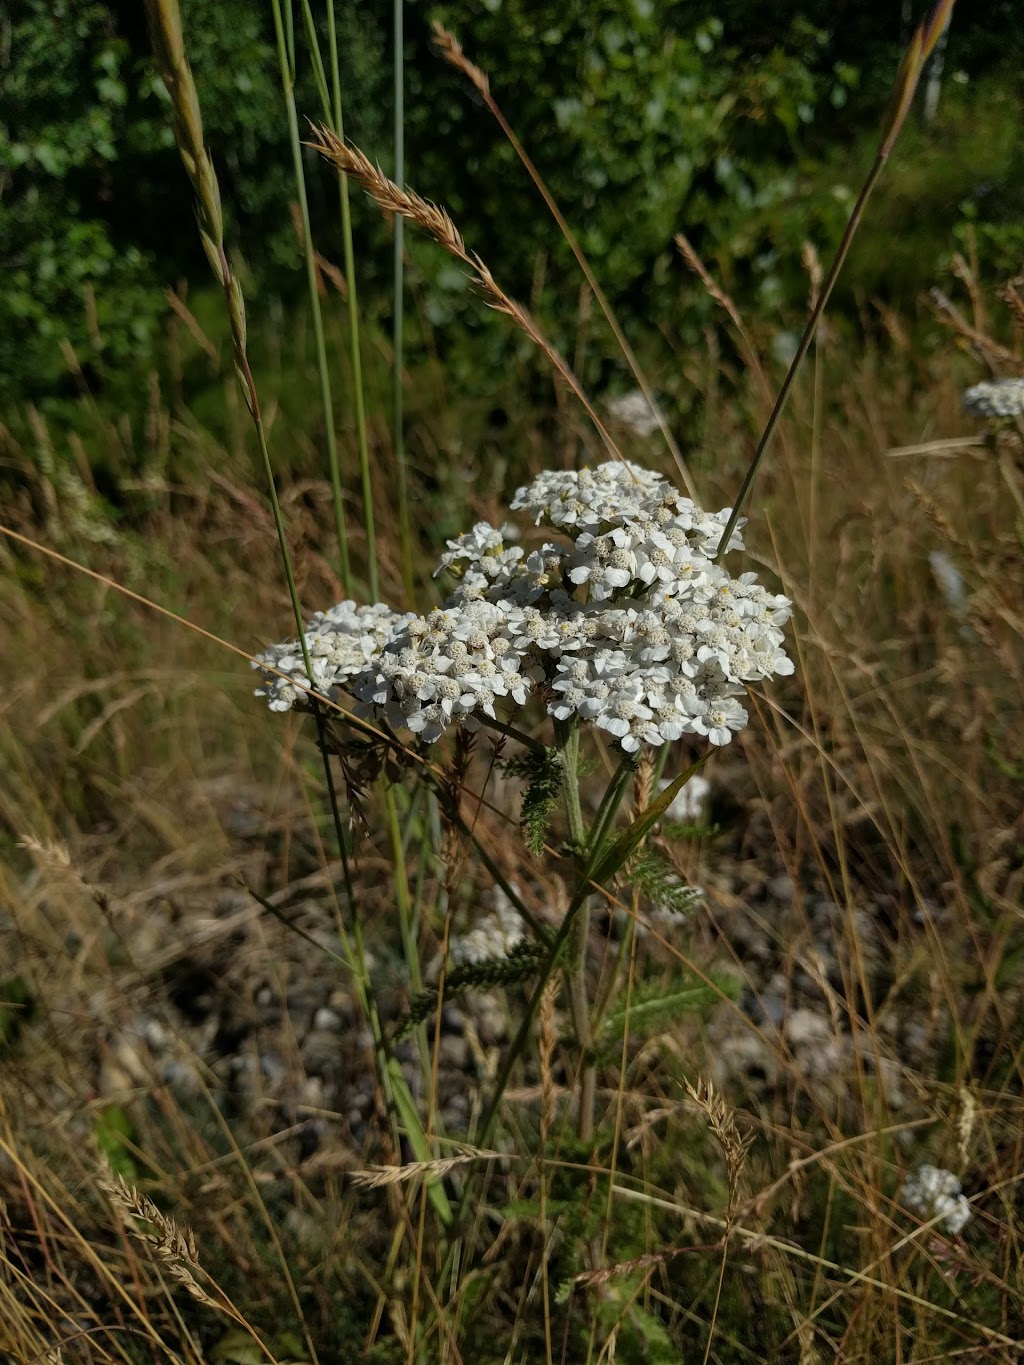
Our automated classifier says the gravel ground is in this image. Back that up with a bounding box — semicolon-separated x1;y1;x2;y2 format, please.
5;766;1011;1181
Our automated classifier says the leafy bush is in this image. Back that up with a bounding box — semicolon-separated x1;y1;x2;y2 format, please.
3;0;1022;412
1;0;338;404
1;1;164;399
404;4;866;379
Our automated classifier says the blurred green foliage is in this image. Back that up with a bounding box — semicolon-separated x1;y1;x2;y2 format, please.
407;6;858;332
1;1;163;399
2;0;1022;414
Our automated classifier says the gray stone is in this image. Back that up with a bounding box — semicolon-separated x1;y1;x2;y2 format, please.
767;875;795;904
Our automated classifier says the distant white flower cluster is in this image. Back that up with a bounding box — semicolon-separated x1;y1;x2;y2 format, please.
450;886;525;966
900;1164;971;1235
608;388;662;438
963;378;1024;419
254;461;794;751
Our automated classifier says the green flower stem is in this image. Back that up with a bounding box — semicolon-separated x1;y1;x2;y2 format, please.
586;759;644;1037
440;797;549;943
474;768;634;1155
575;755;635;1138
385;783;434;1100
556;720;596;1139
469;744;635;1158
437;756;645;1305
587;755;638;866
556;719;586;846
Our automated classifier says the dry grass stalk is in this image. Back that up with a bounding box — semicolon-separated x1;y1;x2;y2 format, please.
631;753;655;827
430;20;698;498
675;232;774;411
164;288;219;362
308;126;621;464
17;834;73;873
349;1148;498;1190
538;978;559;1148
100;1172;219;1312
430;23;490;100
904;479;967;549
882;0;957;158
684;1076;754;1211
997;273;1024;330
802;241;823;313
18;834;113;926
928;286;1019;370
575;1244;692;1289
956;1087;977;1168
143;0;255;418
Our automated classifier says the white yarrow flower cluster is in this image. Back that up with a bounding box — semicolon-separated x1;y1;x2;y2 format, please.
254;600;415;713
899;1164;971;1235
450;887;525;966
253;462;793;751
963;377;1024;419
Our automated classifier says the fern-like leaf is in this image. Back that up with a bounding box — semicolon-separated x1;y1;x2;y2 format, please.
503;748;563;856
396;942;547;1039
596;972;739;1059
629;851;704;918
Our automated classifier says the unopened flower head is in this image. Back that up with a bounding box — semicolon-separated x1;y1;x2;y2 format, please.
963;378;1024;419
899;1164;971;1236
254;462;794;752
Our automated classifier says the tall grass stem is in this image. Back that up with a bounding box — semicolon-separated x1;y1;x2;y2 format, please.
143;0;313;689
394;0;414;604
431;22;698;500
146;0;446;1229
324;0;379;601
298;0;382;601
714;0;958;557
270;0;354;592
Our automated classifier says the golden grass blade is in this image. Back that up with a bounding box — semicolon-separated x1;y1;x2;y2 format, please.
348;1148;499;1190
307;127;624;466
882;0;957;157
